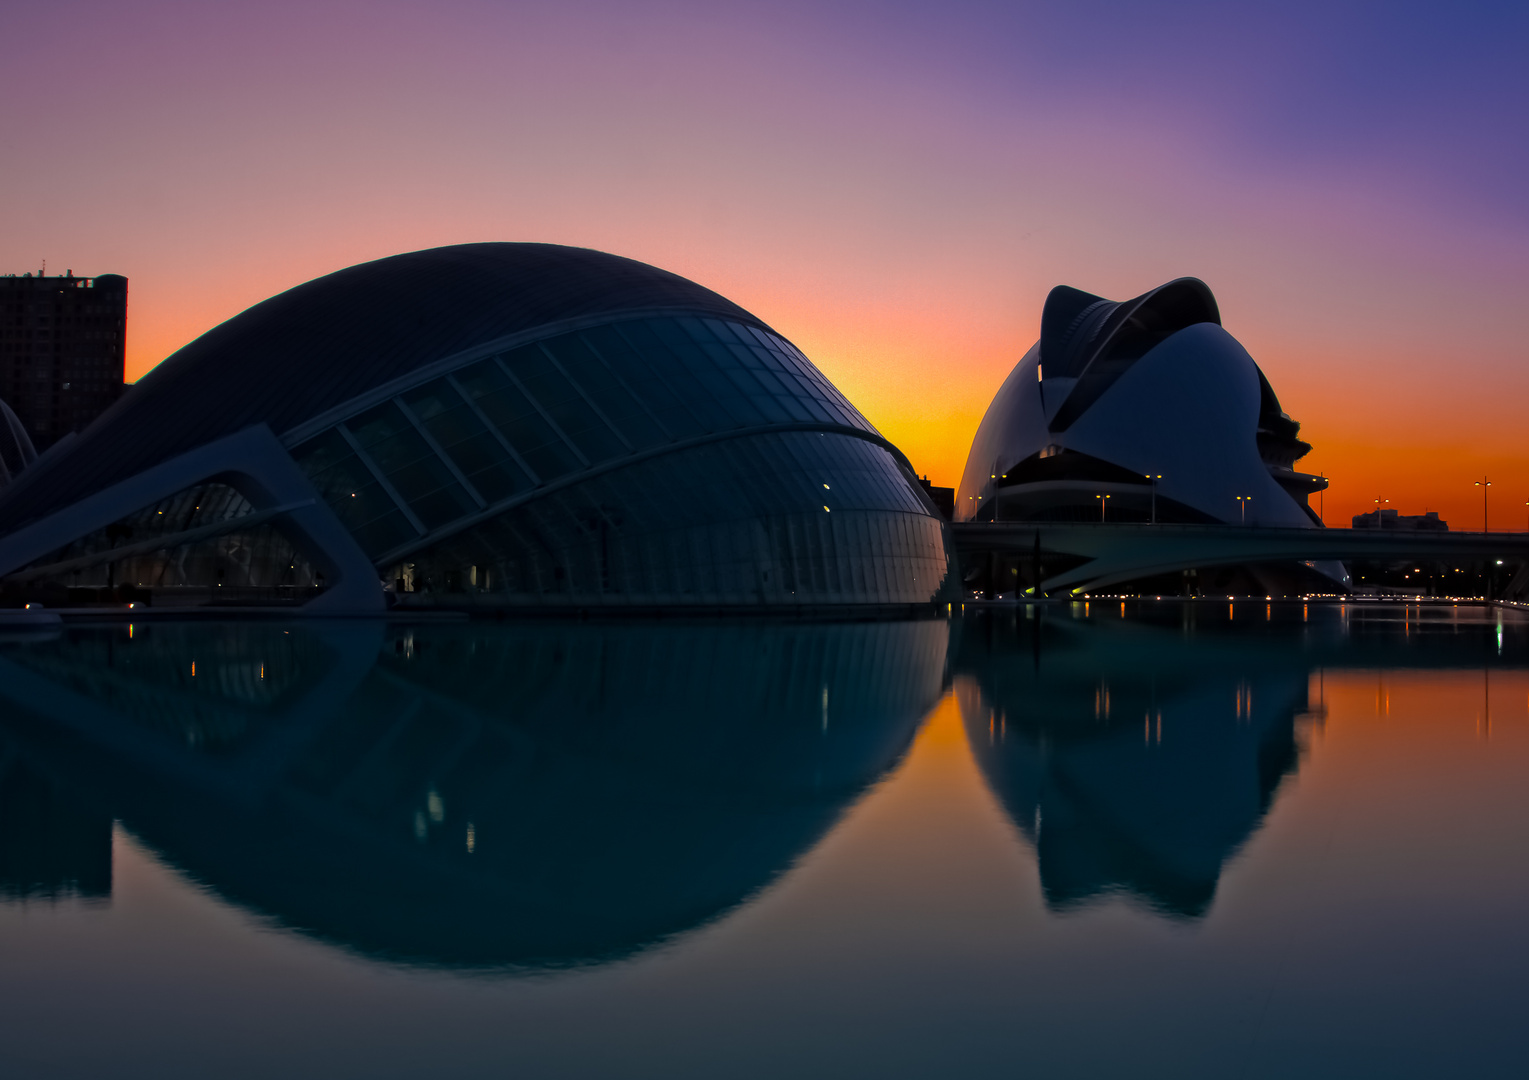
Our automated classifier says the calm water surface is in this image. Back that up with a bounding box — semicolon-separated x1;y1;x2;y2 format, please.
1;603;1526;1078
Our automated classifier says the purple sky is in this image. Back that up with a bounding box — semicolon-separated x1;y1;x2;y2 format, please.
4;0;1527;522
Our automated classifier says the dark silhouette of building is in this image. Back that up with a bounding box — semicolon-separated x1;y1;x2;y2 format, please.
0;246;952;613
0;271;127;452
954;610;1319;918
1352;507;1448;531
918;476;955;520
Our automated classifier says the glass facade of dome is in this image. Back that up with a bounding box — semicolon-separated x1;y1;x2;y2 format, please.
287;314;948;607
0;246;952;612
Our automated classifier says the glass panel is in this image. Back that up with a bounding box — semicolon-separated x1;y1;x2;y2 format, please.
581;324;697;439
347;403;477;532
594;322;706;438
454;359;581;483
743;359;790;397
394;431;950;606
541;334;666;451
701;317;741;343
501;345;625;465
292;428;417;557
402;379;532;504
646;320;760;427
761;333;869;430
713;357;788;423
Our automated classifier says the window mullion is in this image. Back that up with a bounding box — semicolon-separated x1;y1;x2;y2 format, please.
537;342;633;452
580;332;673;442
335;421;427;536
610;321;710;432
492;355;589;468
393;395;486;509
444;371;543;485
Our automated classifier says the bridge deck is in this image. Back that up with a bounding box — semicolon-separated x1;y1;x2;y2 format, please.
950;522;1529;594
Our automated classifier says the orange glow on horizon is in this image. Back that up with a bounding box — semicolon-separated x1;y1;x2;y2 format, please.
121;264;1529;533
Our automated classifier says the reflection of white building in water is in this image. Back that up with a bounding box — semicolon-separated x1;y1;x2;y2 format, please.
958;278;1328;529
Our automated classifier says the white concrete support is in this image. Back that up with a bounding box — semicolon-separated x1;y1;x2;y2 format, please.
0;424;383;614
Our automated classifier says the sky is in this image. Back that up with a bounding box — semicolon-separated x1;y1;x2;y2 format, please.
4;0;1528;527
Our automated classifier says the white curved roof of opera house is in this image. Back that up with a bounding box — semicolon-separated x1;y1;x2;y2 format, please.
957;277;1325;528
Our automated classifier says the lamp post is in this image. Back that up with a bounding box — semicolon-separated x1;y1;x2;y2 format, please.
1236;495;1252;524
1374;497;1388;527
1096;493;1111;522
1145;474;1162;524
1319;472;1325;523
1476;477;1491;532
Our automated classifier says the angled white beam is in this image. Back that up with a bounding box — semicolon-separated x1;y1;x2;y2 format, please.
0;424;383;614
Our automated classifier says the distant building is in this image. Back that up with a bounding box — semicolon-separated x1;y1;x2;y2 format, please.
957;277;1327;527
954;276;1345;594
1352;508;1448;531
0;271;127;452
918;476;955;520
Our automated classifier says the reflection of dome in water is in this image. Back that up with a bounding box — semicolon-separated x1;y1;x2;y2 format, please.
955;614;1311;918
0;618;948;970
0;244;952;612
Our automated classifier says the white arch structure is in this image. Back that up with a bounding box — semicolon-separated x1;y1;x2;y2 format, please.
0;424;383;613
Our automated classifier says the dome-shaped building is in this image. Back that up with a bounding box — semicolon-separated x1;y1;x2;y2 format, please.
958;278;1326;529
0;244;952;612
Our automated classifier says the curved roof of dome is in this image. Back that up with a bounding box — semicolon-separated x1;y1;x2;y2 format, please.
0;243;765;533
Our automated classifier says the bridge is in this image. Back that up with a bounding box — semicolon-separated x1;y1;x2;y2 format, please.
950;521;1529;596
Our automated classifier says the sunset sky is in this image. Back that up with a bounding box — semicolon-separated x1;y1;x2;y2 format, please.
5;0;1527;528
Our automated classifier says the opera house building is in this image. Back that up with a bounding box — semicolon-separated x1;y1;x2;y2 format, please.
0;245;954;613
957;278;1327;529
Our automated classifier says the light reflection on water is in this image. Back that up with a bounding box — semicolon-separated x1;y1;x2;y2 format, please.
0;604;1527;1079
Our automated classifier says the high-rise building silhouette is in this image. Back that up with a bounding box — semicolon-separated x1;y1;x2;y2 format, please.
0;271;127;451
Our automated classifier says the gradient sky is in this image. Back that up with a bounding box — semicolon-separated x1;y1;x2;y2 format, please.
5;0;1527;527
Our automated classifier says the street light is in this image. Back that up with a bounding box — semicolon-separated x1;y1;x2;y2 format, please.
1374;497;1388;526
1476;477;1492;532
1236;495;1252;524
1096;493;1111;522
1145;474;1162;524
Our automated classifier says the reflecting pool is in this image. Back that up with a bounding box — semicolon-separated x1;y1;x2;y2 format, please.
1;603;1526;1078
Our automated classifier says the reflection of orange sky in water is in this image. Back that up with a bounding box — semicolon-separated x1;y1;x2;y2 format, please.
770;665;1529;927
793;690;1027;883
96;655;1527;947
732;661;1529;947
1310;667;1529;750
713;691;1042;936
9;653;1529;1073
